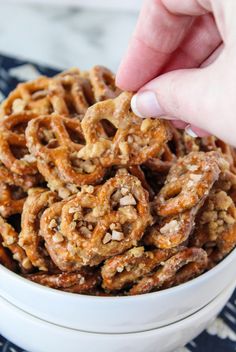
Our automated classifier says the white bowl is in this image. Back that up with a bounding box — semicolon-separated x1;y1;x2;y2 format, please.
0;281;235;352
1;248;236;333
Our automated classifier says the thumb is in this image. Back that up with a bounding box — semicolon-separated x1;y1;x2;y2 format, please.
131;66;219;136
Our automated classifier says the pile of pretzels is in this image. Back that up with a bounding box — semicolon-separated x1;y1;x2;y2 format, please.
0;65;235;296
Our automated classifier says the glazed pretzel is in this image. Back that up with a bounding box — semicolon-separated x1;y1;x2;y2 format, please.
49;68;95;117
209;222;236;264
144;207;200;249
144;124;185;174
0;236;17;271
0;161;41;191
155;151;224;217
0;215;32;272
184;134;236;173
26;114;106;197
0;112;39;176
0;77;54;117
41;173;152;271
101;246;177;291
0;183;27;217
25;268;101;294
78;92;172;166
128;165;155;199
129;247;208;295
190;187;236;264
89;65;121;102
19;188;59;271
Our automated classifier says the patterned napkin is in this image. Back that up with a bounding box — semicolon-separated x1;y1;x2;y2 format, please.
0;53;235;352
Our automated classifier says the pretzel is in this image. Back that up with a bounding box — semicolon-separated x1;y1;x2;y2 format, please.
128;165;155;199
155;152;224;217
161;261;207;290
41;173;152;271
0;77;54;117
0;161;41;191
19;188;59;271
184;134;236;174
129;247;208;295
25;268;101;294
0;183;27;217
89;65;121;102
0;215;32;272
209;222;236;264
0;236;17;271
26;114;106;197
78;92;172;167
101;246;178;291
144;207;200;249
0;112;39;176
49;68;95;118
190;188;236;264
144;124;185;174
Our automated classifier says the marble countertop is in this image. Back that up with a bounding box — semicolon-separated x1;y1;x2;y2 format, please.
0;2;138;72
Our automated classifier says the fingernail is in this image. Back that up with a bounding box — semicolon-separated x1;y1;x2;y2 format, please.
131;91;164;118
185;124;198;138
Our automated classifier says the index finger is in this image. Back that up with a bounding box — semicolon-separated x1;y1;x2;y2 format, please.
116;0;207;91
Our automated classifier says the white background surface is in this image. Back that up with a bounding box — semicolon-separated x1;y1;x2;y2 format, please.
0;1;139;71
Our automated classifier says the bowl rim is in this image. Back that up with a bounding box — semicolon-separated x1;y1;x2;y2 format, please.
1;247;236;301
0;279;235;337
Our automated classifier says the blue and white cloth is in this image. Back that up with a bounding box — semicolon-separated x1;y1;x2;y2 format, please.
0;53;235;352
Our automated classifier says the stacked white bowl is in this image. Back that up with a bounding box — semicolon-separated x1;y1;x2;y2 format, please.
0;247;236;352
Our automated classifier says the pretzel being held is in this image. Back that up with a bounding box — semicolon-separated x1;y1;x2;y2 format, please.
78;92;172;167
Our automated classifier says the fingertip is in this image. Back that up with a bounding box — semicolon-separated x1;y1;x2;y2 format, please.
131;94;144;118
131;90;165;118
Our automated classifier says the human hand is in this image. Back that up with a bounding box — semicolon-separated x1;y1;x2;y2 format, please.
116;0;236;146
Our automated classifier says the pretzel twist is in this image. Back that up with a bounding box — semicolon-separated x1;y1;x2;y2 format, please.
26;114;105;197
0;183;27;217
40;173;152;271
0;215;32;272
190;186;236;265
0;236;17;271
0;77;55;117
25;268;101;294
144;207;199;249
129;247;208;295
0;112;39;176
49;68;94;117
156;152;223;217
19;188;59;271
144;124;185;174
101;246;178;292
89;65;121;102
